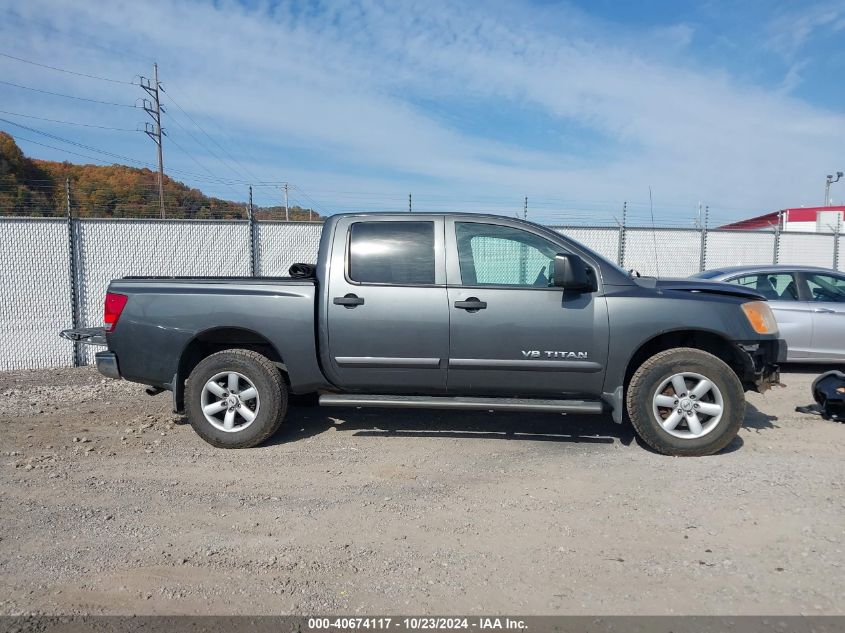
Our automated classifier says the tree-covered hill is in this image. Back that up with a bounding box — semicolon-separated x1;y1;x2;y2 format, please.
0;132;320;220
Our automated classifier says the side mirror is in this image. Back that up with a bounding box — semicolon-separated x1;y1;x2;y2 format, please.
552;253;595;291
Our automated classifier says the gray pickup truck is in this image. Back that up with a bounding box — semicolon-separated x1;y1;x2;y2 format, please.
62;213;785;456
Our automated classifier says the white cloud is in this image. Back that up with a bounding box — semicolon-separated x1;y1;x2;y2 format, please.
766;1;845;59
2;0;844;222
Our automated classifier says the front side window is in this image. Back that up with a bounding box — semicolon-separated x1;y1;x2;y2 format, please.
805;272;845;303
727;273;797;301
348;221;435;285
455;222;562;287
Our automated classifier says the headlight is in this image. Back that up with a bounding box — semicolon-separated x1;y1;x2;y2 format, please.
741;301;778;334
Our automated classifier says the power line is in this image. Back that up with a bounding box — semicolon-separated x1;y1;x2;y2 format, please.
0;109;137;131
165;134;223;181
0;52;134;84
6;133;137;166
2;125;267;186
0;79;137;107
159;86;260;183
159;81;330;214
165;133;250;201
0;118;153;167
291;184;331;218
162;107;251;183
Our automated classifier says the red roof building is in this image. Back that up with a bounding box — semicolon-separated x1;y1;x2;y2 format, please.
719;206;845;232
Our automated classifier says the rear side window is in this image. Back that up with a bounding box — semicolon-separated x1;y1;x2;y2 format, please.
348;221;435;285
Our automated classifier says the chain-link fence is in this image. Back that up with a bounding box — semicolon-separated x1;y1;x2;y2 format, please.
839;233;845;271
1;216;841;371
74;219;253;364
0;218;74;369
255;222;324;276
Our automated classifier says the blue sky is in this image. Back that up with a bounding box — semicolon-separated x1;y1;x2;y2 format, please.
1;0;843;225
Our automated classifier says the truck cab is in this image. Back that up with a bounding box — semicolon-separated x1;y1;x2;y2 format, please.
318;214;612;399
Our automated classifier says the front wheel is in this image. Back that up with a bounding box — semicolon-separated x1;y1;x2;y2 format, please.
185;349;287;448
626;348;745;456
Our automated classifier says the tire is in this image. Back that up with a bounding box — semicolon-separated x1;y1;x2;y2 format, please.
185;349;287;448
626;347;745;456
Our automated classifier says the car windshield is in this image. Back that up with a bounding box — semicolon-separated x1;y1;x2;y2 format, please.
690;270;726;279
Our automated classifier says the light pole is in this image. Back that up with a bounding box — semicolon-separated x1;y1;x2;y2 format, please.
825;171;843;206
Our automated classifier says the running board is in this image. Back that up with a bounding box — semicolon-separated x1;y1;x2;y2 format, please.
319;394;605;414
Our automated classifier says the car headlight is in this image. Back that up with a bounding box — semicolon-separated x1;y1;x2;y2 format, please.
741;301;778;334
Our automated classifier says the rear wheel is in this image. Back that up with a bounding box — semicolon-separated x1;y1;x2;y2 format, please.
626;348;745;456
185;349;287;448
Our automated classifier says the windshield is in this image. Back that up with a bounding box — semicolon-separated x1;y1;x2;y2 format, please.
690;269;725;279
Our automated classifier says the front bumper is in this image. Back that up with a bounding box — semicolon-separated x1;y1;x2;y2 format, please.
738;338;786;392
95;351;121;380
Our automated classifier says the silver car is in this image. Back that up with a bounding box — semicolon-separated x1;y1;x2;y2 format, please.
692;265;845;362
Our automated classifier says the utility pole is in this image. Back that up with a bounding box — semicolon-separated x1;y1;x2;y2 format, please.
140;63;165;218
409;193;412;213
825;172;843;206
283;183;289;221
523;196;528;220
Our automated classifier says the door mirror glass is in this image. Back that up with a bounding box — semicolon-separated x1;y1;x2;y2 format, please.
552;254;595;291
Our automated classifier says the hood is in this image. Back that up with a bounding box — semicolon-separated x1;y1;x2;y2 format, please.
634;277;765;300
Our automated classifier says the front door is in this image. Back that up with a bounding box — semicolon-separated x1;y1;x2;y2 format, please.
802;270;845;361
445;219;608;397
325;217;449;392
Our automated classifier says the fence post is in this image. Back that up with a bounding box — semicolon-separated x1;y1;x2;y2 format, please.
66;178;80;367
699;205;709;272
834;215;841;271
248;185;257;277
772;211;781;264
617;201;627;268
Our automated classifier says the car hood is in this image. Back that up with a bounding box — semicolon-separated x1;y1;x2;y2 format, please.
634;277;765;300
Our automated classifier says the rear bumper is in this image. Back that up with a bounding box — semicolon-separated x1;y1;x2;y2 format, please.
95;351;121;380
738;338;786;392
60;326;106;346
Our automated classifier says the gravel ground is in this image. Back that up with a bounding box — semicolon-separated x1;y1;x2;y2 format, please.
0;365;843;616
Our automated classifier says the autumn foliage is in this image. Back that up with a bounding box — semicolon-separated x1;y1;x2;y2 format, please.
0;132;320;221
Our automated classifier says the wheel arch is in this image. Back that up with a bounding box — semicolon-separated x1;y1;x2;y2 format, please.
623;329;751;391
173;326;286;413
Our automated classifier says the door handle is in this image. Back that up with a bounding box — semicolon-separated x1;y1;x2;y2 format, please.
454;297;487;312
813;307;835;313
334;293;365;308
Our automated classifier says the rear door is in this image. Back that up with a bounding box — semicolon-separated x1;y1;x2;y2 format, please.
325;217;449;392
800;271;845;360
444;219;608;397
724;271;813;360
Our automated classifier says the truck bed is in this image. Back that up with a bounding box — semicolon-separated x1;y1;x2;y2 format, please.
105;276;326;399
